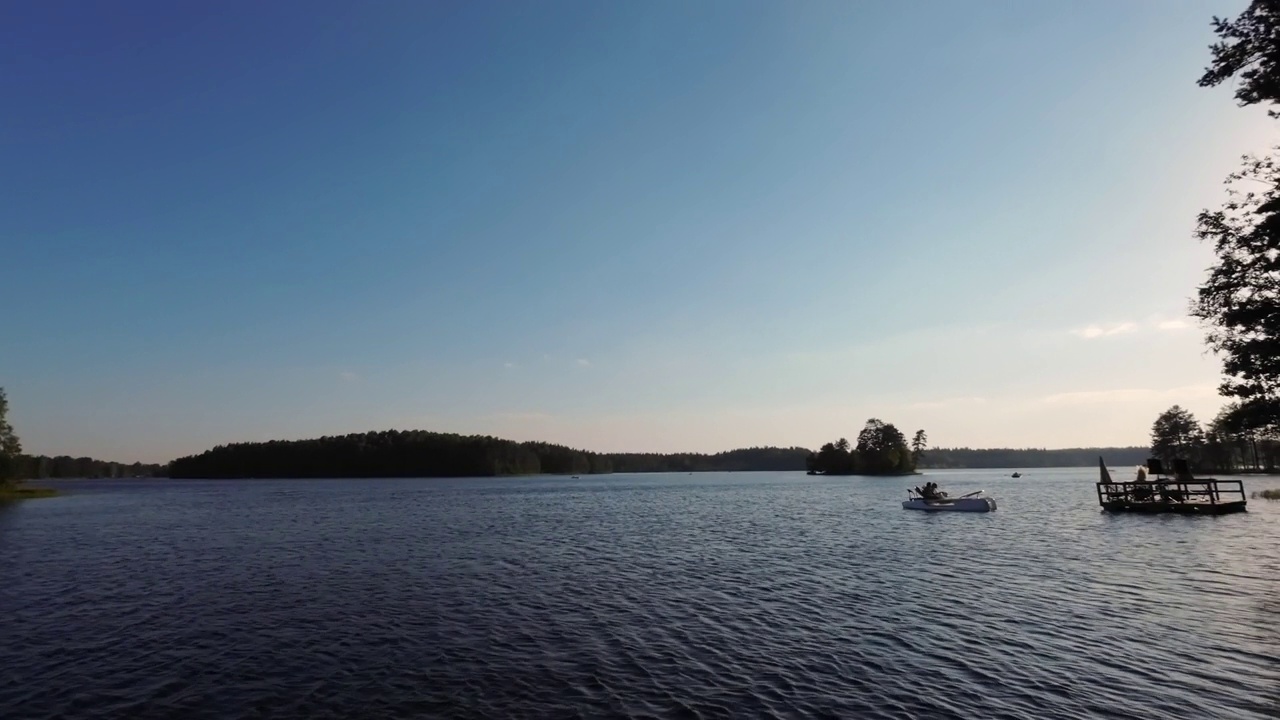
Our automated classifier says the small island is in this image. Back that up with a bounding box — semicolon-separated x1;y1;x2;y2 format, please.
805;419;925;476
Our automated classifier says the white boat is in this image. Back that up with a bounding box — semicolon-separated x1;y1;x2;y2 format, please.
902;490;996;512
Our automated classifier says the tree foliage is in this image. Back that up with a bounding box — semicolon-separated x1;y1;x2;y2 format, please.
1191;153;1280;423
807;418;915;475
0;388;22;483
1193;1;1280;427
911;429;928;464
1199;0;1280;117
1202;401;1280;472
1150;405;1205;469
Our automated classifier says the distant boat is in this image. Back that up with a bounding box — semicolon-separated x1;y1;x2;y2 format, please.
1011;472;1022;478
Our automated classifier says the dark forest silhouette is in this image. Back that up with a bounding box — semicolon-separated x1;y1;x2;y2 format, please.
166;427;1155;479
167;430;813;478
805;419;919;475
12;454;166;480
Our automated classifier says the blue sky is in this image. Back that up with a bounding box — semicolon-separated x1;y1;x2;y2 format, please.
3;1;1273;463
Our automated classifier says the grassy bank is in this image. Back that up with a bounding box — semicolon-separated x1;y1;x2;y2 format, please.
0;484;59;501
1253;488;1280;500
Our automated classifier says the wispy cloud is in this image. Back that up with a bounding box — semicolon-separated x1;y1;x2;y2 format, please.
575;358;592;367
339;371;360;383
1069;316;1194;339
1042;383;1217;406
1071;322;1137;339
503;361;518;369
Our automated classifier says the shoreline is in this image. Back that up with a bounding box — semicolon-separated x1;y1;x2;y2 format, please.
0;485;59;501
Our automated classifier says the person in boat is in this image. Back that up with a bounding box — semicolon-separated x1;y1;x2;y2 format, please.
916;481;947;500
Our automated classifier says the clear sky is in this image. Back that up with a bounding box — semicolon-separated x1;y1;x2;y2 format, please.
3;1;1274;463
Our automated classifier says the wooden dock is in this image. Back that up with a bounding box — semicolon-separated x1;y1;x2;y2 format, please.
1096;458;1247;514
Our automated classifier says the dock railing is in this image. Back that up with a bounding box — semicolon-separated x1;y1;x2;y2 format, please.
1096;478;1246;507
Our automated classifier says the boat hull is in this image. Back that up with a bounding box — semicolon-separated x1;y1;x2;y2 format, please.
1100;499;1246;515
902;497;996;512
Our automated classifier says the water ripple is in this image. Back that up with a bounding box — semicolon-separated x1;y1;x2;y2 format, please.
1;469;1278;719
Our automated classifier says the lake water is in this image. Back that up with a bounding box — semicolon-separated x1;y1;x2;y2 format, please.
1;468;1277;719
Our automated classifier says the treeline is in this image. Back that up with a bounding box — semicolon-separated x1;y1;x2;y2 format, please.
919;446;1151;469
607;447;812;473
14;454;167;479
172;431;558;478
146;428;1181;479
1150;404;1279;473
168;429;814;478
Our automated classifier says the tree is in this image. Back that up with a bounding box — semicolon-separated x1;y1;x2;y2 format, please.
856;418;911;473
1194;2;1280;426
813;440;854;475
1207;404;1247;472
1190;153;1280;425
1212;400;1280;471
809;420;914;475
1199;0;1280;117
911;429;928;464
0;388;22;484
1150;406;1204;469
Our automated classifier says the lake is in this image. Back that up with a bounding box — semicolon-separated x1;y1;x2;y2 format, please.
1;468;1277;719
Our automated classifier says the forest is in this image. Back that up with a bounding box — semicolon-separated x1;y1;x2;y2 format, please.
64;429;1169;480
1149;404;1280;473
918;446;1150;470
10;430;1179;481
166;429;815;478
10;454;167;480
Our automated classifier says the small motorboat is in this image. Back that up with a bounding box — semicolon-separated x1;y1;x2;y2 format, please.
1011;472;1022;478
903;489;996;512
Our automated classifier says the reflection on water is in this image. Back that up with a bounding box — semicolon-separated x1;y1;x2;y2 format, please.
1;468;1277;719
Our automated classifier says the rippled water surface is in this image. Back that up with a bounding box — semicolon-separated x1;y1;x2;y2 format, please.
2;469;1278;719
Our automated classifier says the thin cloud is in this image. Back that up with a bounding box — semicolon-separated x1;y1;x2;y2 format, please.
575;358;592;367
1071;322;1137;339
1157;319;1190;331
1042;384;1217;406
339;371;360;383
503;362;517;369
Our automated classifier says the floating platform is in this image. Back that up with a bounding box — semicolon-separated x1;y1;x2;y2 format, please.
1096;458;1247;514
